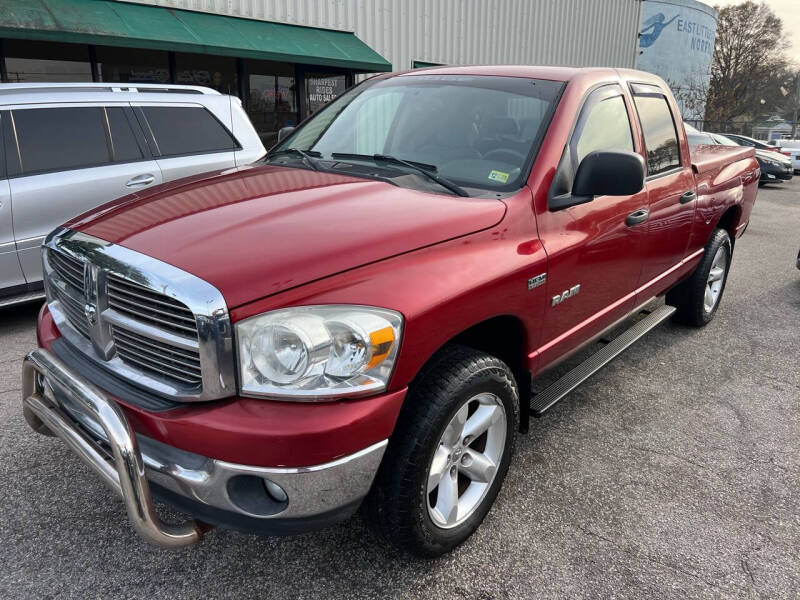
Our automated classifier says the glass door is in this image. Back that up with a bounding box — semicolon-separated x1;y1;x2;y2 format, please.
246;60;299;148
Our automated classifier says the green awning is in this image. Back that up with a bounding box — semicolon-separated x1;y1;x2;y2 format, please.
0;0;392;72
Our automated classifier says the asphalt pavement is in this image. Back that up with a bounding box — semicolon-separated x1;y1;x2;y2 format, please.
1;180;798;599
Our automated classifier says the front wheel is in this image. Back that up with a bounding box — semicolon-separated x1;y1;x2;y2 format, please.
667;228;732;327
362;345;519;557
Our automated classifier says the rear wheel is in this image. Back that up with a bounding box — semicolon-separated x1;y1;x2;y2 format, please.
362;345;519;557
667;228;732;327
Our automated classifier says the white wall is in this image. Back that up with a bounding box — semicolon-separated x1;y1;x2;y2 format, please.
121;0;643;72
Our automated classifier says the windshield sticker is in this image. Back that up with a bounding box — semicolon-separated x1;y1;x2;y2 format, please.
488;170;509;183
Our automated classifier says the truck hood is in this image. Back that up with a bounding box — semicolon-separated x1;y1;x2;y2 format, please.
70;164;507;308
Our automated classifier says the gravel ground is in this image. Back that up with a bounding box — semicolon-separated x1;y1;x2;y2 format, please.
1;180;798;599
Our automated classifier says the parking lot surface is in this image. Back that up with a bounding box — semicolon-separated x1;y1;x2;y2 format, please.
1;180;798;599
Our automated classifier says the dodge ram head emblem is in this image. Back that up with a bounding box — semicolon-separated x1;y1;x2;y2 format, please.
552;284;581;307
84;303;98;326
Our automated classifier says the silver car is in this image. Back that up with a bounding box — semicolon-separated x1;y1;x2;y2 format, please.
0;83;265;308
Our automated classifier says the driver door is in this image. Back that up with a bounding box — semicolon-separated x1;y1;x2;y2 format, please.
534;85;648;370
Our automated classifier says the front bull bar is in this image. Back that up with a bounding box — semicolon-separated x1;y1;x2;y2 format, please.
22;348;205;548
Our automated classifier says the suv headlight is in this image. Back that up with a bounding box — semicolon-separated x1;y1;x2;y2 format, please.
236;305;403;400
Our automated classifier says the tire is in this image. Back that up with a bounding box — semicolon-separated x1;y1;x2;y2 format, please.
362;345;519;557
667;228;732;327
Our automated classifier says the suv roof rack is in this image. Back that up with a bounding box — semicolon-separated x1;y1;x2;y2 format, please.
0;82;219;95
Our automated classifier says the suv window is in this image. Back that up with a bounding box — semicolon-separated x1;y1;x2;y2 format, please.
573;91;633;164
13;107;111;175
106;107;144;163
633;94;681;175
140;106;237;157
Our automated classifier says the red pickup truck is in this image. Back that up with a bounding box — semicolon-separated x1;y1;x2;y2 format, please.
23;66;758;557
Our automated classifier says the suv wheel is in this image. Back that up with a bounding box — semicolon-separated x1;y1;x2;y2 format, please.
667;228;732;326
363;345;519;557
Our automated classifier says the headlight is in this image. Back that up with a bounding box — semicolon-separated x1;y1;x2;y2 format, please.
236;305;403;400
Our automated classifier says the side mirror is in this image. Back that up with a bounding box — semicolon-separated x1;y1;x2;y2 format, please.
277;126;295;142
549;151;645;211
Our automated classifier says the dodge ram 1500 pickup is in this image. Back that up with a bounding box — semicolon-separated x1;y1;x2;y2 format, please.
22;66;758;557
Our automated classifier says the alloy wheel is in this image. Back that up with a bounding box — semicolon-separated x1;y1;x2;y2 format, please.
704;246;727;313
426;392;507;529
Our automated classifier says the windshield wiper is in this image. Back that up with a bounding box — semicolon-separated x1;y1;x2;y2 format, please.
265;148;323;171
331;153;469;197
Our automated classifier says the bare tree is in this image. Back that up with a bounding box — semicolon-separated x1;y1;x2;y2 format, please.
706;1;793;123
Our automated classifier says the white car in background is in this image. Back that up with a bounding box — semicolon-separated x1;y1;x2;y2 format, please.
0;83;265;308
777;140;800;173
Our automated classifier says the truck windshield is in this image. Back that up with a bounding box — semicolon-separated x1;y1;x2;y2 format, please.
273;74;564;194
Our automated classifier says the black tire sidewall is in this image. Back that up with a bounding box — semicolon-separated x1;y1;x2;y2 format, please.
411;372;517;552
691;229;732;325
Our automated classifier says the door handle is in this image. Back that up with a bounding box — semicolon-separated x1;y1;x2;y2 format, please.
679;190;697;204
625;208;649;227
125;174;156;188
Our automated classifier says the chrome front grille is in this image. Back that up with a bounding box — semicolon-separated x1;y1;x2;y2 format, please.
50;251;85;291
43;228;235;402
48;249;90;339
111;326;202;385
107;274;198;336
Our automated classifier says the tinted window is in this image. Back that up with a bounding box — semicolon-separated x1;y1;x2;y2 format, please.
633;95;681;175
14;107;110;174
573;94;633;163
141;106;237;157
106;107;144;162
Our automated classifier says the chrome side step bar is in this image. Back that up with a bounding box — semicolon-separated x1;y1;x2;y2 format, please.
530;304;676;416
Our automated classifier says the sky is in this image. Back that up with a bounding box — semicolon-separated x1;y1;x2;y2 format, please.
710;0;800;65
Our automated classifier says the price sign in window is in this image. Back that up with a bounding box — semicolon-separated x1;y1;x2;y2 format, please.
305;74;347;114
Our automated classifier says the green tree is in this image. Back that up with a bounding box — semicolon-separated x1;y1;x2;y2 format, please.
706;1;793;124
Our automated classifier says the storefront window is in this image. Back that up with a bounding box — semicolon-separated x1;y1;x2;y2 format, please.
246;60;298;147
4;39;92;83
96;46;169;84
173;52;237;94
305;72;347;115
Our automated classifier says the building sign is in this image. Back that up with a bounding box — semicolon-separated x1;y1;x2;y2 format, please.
306;75;346;113
636;0;717;120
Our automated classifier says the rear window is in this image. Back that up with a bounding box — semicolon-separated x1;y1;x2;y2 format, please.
632;94;681;176
140;106;237;157
106;107;144;162
13;107;110;174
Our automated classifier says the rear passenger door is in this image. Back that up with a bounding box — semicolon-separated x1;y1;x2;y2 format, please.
631;85;696;295
6;104;163;283
131;104;239;183
535;84;648;370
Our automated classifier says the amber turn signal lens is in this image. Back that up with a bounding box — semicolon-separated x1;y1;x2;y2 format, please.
367;326;395;370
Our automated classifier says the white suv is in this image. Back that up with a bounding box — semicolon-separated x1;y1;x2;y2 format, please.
0;83;265;308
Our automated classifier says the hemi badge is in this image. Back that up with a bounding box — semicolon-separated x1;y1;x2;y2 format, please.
527;273;546;290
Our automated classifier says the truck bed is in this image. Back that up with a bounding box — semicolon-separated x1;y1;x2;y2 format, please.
690;144;754;175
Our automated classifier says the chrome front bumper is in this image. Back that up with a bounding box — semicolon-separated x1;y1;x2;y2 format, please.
22;349;387;548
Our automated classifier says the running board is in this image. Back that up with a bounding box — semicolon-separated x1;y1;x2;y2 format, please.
530;304;676;417
0;290;45;309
